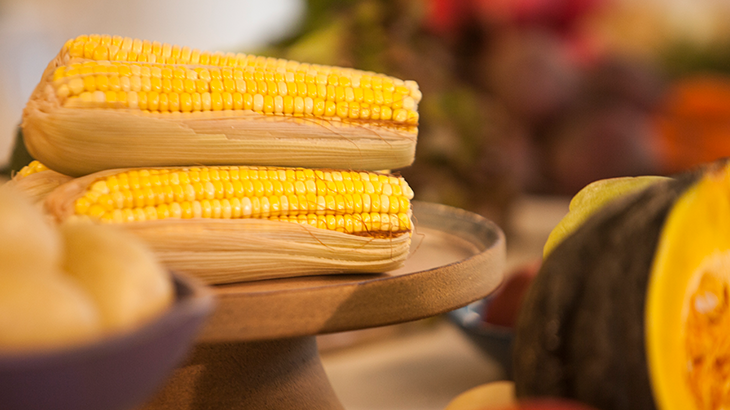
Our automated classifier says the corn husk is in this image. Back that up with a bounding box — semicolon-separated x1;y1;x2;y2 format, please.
6;168;73;203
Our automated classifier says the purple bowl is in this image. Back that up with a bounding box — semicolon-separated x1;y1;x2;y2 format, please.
0;273;214;410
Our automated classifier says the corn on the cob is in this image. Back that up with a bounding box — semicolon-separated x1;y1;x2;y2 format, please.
44;165;413;284
23;35;421;177
5;160;73;203
16;160;52;177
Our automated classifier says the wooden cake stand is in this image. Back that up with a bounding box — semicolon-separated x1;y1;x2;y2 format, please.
143;201;506;410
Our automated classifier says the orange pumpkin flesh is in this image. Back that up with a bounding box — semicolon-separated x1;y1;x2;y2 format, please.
647;166;730;410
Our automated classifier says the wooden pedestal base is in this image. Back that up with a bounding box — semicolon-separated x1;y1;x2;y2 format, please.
141;202;506;410
142;337;343;410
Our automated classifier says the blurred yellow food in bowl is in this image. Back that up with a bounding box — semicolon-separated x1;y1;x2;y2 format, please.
0;184;174;351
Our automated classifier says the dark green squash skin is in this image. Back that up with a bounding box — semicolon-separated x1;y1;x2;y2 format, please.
512;170;703;410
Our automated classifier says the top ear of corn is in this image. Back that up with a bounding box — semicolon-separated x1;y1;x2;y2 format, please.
22;34;421;177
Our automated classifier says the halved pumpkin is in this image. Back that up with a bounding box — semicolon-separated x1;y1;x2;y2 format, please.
647;166;730;410
513;162;728;410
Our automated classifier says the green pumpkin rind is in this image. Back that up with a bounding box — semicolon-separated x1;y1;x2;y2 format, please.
543;176;670;258
512;170;703;410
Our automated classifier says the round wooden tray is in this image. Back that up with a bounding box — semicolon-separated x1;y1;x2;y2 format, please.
144;201;505;410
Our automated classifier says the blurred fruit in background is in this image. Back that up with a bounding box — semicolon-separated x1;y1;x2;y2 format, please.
262;0;699;227
483;261;540;329
653;75;730;174
585;0;730;177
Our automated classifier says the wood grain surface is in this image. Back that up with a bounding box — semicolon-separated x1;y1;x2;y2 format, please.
198;201;506;342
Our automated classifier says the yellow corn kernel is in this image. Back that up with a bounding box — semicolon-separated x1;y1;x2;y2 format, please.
70;165;413;236
49;35;420;127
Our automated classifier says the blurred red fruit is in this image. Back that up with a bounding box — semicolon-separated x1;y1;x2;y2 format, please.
425;0;606;36
483;261;540;327
477;0;605;30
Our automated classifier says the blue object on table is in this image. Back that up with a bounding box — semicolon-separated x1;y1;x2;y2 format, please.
449;297;514;380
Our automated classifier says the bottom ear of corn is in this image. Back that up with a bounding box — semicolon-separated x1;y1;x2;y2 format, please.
43;165;414;284
123;218;411;283
6;161;73;204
